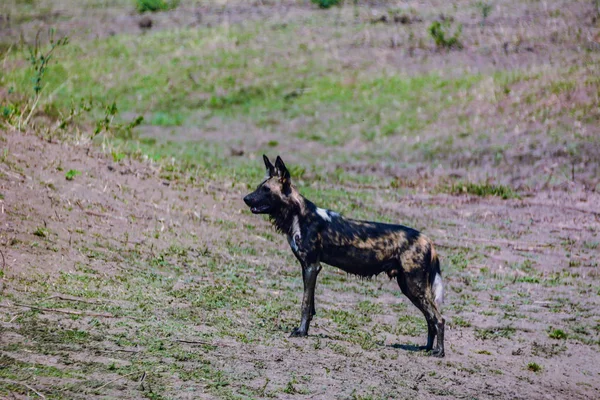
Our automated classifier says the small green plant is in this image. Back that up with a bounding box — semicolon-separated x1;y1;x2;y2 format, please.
429;20;463;50
548;328;567;340
527;362;542;372
311;0;341;9
27;30;69;97
476;2;493;26
453;316;472;328
94;101;144;139
135;0;179;13
475;326;515;340
33;227;49;238
449;181;519;199
4;29;69;130
112;151;126;162
65;169;81;181
283;378;299;394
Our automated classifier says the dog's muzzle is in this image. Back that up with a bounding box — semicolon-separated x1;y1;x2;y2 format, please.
243;195;270;214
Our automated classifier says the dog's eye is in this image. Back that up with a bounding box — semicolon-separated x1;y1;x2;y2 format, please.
262;186;271;193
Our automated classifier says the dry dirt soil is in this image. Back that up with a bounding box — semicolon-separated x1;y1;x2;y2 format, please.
1;1;600;399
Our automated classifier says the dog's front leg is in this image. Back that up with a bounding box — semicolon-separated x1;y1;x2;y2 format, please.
301;268;317;317
291;263;321;337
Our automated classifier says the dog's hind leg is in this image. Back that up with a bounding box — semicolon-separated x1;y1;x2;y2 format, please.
396;272;445;357
427;297;445;357
421;296;445;357
396;273;434;350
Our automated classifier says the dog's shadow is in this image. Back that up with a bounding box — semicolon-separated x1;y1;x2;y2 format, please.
389;343;426;352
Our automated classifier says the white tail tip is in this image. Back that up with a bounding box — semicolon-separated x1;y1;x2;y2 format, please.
433;273;444;306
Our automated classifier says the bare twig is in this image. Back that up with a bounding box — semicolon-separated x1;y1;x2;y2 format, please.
100;348;141;354
22;91;42;127
175;339;211;345
0;303;115;318
0;248;5;270
44;294;101;305
84;210;127;221
174;339;231;347
0;379;46;398
9;313;22;323
96;371;144;391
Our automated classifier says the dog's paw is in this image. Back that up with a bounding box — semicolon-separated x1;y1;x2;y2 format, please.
431;348;445;358
289;328;308;338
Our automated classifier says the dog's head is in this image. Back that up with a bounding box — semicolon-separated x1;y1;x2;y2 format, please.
243;155;292;215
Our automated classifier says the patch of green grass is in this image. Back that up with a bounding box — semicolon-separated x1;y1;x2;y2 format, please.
65;169;81;180
150;111;185;126
136;0;179;13
446;250;469;271
395;315;427;337
3;20;480;151
356;300;384;315
474;326;516;340
447;181;519;199
429;20;463;50
311;0;341;9
33;226;49;238
548;328;567;340
452;316;472;328
527;362;542;373
111;150;126;162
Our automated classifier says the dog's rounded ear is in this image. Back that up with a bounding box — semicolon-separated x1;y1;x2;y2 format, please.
263;154;276;177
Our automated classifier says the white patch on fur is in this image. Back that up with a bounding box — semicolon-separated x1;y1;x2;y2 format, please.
433;273;444;306
288;215;301;252
292;216;301;240
316;207;332;222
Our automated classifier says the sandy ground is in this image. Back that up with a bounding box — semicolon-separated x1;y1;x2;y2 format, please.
1;0;600;399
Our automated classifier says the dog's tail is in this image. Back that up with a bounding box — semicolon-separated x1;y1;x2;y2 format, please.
429;246;444;307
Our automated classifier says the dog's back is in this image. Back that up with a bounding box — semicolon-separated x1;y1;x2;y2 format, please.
318;214;421;277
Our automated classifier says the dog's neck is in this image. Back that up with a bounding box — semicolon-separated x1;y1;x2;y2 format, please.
269;194;310;236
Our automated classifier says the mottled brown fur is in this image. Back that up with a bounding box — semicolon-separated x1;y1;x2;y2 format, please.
244;155;446;357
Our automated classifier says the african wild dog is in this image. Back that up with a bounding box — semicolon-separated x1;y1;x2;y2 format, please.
243;155;445;357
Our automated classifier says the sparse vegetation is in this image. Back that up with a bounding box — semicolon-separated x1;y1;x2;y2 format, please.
476;2;493;26
65;169;81;180
527;362;542;373
135;0;178;13
311;0;341;9
548;328;568;340
1;29;68;130
475;326;516;340
453;316;472;328
33;227;49;238
448;181;520;199
1;0;599;398
429;20;463;50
